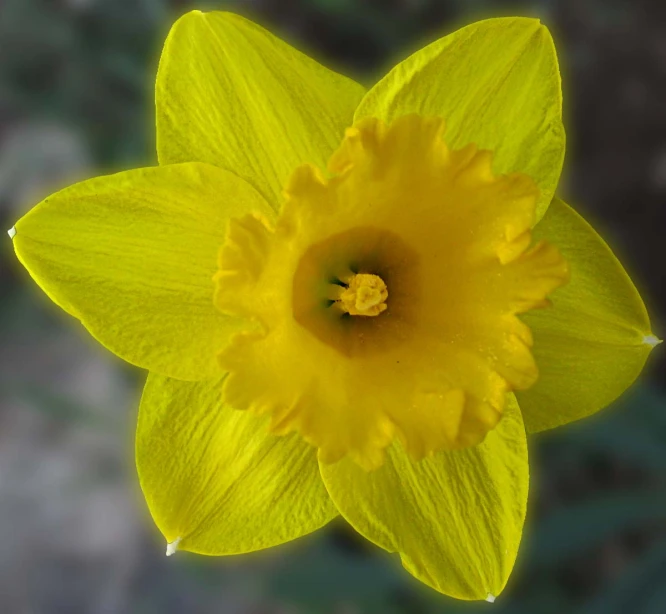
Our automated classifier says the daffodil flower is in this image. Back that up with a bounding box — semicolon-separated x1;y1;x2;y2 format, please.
10;11;660;602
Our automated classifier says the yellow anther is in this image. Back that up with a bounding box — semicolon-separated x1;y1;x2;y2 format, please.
338;273;388;316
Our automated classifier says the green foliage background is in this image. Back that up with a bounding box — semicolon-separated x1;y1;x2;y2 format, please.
1;1;664;613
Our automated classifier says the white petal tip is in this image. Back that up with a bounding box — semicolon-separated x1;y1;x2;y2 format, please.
7;226;16;239
643;334;662;347
486;593;496;603
166;537;181;556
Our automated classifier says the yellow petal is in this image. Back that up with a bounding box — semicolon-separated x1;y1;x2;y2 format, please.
136;373;337;555
215;116;567;468
517;198;657;432
156;10;366;206
12;163;273;380
355;18;564;220
319;395;528;600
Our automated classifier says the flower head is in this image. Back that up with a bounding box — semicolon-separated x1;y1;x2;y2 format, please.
10;10;659;601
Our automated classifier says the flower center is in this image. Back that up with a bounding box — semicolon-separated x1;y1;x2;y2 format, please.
336;273;388;316
289;226;421;358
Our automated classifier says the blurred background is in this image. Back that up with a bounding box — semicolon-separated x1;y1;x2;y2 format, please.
1;0;665;612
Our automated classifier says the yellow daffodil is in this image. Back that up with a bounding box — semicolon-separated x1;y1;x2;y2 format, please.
10;10;660;602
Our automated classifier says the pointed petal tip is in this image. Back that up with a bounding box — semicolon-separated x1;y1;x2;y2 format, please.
166;536;181;557
7;226;16;239
643;334;662;348
486;593;496;603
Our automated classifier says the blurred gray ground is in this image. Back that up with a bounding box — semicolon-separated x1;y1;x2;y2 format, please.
1;1;665;613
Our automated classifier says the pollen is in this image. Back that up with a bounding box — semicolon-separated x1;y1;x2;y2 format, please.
337;273;388;316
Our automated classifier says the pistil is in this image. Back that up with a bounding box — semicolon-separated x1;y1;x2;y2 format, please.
335;273;388;316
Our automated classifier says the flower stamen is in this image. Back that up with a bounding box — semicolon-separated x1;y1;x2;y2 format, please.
336;273;388;316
